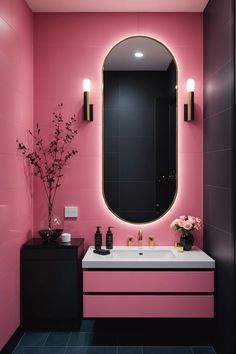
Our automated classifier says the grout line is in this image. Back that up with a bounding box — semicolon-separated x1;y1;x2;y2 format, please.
204;106;232;120
204;148;232;153
43;332;51;346
16;332;26;347
65;332;72;347
190;346;195;354
204;221;233;234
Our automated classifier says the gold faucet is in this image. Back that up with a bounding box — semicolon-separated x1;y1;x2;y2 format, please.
127;236;133;246
148;236;155;246
138;229;143;247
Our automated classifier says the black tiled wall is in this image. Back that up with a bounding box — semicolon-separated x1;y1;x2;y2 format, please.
203;1;235;353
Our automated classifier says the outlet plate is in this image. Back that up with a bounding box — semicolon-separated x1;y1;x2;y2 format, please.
64;206;78;218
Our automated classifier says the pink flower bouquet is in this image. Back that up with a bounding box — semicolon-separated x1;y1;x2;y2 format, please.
170;215;202;250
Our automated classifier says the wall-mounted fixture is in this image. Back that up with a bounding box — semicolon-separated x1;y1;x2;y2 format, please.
83;78;93;121
184;78;195;121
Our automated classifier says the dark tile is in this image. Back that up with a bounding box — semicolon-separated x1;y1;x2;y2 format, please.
204;149;232;188
204;60;234;118
104;181;119;212
45;332;71;346
119;210;156;223
68;332;116;346
192;346;216;354
104;153;119;180
119;181;155;211
68;332;93;346
104;72;120;110
143;347;192;354
204;18;233;77
18;332;49;346
79;320;96;332
204;185;232;233
118;346;143;354
104;108;119;137
204;0;233;31
119;136;155;180
204;109;232;152
104;136;119;153
65;347;116;354
119;108;154;137
13;348;65;354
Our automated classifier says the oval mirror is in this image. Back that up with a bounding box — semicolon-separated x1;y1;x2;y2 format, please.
103;36;177;224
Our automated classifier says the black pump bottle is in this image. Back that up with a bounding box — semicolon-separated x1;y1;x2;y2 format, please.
106;227;113;249
95;226;102;249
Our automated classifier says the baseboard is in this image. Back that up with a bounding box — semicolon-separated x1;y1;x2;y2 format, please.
1;326;24;354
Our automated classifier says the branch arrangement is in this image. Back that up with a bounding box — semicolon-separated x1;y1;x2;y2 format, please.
17;103;78;228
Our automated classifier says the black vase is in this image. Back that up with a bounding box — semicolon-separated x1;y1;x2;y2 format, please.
180;233;194;251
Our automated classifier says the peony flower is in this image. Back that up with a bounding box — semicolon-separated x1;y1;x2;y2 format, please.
188;216;196;224
176;219;185;228
179;215;187;220
183;221;193;230
170;219;179;228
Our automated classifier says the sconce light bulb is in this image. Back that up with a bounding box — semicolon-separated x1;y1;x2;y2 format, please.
186;78;195;92
83;78;91;92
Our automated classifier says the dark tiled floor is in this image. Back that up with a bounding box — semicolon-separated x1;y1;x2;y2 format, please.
13;321;216;354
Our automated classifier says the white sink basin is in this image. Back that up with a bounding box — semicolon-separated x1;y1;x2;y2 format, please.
113;249;175;260
82;246;215;269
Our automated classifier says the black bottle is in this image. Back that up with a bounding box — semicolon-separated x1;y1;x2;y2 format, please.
95;226;102;250
106;227;113;249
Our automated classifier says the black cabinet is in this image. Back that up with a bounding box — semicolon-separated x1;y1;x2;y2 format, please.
21;238;84;329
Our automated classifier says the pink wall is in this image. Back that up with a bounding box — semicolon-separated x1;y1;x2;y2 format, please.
0;0;33;349
34;13;203;249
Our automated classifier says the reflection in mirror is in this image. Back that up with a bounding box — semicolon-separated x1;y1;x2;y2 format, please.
103;36;177;223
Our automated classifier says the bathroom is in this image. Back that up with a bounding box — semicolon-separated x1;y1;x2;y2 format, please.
0;0;235;353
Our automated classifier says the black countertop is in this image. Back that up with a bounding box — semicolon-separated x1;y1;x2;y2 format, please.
22;238;84;248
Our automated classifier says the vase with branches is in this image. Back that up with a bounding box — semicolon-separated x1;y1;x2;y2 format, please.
17;103;78;241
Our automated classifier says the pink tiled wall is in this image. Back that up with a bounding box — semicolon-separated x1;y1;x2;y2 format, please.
0;0;33;349
34;13;203;249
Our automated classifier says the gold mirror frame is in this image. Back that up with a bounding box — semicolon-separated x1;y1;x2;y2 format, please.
102;35;178;224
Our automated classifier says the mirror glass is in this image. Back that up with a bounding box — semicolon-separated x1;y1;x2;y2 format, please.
103;36;177;223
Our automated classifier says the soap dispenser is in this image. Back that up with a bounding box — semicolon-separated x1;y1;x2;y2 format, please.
106;227;113;249
95;226;102;250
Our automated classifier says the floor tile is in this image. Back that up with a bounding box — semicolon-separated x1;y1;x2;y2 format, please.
18;332;49;346
143;346;192;354
80;320;96;332
13;347;66;354
45;332;71;346
68;332;94;346
65;346;117;354
192;347;216;354
68;332;116;346
118;346;143;354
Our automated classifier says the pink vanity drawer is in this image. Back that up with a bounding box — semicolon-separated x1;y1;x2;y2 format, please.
83;294;214;318
83;271;214;293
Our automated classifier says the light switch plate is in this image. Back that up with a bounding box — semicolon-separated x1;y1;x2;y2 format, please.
64;206;78;218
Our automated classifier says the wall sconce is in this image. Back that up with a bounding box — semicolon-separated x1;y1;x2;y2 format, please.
83;78;93;121
184;78;195;122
